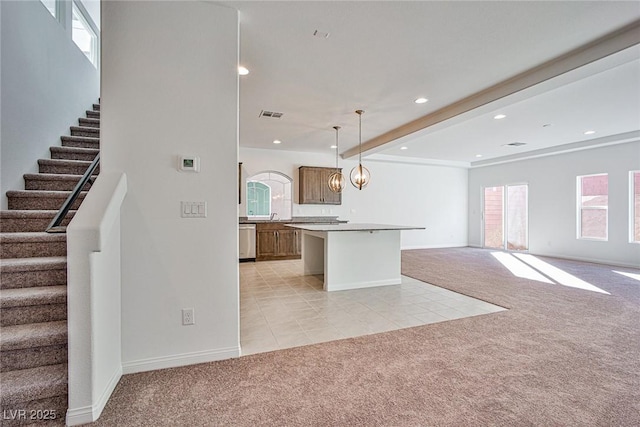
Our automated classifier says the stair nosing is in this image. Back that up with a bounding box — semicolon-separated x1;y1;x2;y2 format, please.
7;190;88;198
0;231;67;241
61;135;99;141
50;146;99;153
38;158;92;165
23;173;84;181
1;256;67;271
0;210;77;217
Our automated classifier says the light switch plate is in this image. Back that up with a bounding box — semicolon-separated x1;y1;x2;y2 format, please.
181;201;207;218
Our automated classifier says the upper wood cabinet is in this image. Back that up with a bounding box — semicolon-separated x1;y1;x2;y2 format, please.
298;166;342;205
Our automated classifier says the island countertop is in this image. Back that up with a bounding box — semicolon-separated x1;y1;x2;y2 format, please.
285;223;424;232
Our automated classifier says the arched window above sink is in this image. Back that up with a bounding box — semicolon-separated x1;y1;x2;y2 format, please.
246;171;292;220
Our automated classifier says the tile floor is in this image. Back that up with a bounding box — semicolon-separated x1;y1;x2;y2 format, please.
240;259;506;355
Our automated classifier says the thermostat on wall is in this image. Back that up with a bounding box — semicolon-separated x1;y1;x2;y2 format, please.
179;155;200;172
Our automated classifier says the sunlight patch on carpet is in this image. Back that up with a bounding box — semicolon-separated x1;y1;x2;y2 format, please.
613;270;640;282
514;253;610;295
491;252;553;284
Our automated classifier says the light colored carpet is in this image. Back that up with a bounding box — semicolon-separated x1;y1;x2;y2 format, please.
87;248;640;426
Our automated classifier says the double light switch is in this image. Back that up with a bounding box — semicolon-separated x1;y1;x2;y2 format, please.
181;201;207;218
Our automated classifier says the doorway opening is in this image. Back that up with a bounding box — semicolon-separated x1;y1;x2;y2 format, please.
483;184;528;251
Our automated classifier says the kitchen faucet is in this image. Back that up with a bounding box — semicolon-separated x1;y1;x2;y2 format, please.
270;213;278;220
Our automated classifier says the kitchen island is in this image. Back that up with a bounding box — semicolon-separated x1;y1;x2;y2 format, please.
286;223;424;291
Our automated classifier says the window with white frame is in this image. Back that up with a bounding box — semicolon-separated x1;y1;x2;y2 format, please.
72;1;98;67
577;173;608;240
631;171;640;243
40;0;57;19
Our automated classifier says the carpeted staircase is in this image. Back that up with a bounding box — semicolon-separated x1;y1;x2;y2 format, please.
1;102;100;425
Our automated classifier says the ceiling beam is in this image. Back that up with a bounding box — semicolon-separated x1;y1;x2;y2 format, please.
342;19;640;159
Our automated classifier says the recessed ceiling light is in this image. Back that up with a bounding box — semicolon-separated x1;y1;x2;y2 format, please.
238;66;249;76
475;154;483;158
584;130;596;135
400;146;408;150
330;145;337;149
273;140;281;144
414;97;428;104
494;114;507;120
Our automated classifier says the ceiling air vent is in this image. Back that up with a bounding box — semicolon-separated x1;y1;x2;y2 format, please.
259;110;284;119
504;142;527;147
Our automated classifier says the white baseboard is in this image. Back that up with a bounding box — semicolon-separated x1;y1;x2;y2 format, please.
327;278;401;291
66;365;122;426
422;245;639;268
401;243;468;250
528;250;640;269
121;346;240;375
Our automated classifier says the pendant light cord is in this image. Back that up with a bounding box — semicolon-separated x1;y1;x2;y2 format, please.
356;110;364;164
333;126;340;170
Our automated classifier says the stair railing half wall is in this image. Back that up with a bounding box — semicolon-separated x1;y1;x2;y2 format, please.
65;171;127;426
46;153;101;233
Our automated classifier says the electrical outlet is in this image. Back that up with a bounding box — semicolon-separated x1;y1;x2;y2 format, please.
182;308;195;325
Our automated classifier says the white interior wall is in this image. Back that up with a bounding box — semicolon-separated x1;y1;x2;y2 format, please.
0;0;100;209
468;141;640;267
101;1;239;372
80;0;100;29
240;147;469;249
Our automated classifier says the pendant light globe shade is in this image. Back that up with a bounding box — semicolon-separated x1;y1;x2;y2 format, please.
350;163;370;190
328;125;345;193
328;171;346;193
350;109;370;190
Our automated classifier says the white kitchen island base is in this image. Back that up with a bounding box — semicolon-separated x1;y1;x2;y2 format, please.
288;224;424;292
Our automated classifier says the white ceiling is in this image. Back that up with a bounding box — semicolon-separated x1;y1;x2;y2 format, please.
227;1;640;165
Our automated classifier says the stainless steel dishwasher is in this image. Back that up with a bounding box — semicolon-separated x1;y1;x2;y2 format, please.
239;224;256;261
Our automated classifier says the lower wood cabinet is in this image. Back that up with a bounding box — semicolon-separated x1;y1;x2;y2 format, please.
256;223;302;261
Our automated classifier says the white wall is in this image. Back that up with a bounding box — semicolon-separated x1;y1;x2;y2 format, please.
1;0;100;209
80;0;100;29
468;141;640;267
240;148;469;249
101;1;239;372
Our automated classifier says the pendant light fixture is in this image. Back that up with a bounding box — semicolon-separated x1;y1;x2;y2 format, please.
350;109;370;190
327;126;345;193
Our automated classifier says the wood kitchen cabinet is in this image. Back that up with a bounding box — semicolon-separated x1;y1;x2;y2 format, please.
298;166;342;205
256;223;302;261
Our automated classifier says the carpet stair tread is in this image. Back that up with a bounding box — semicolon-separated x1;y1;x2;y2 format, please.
38;158;93;167
50;146;99;160
0;232;66;243
23;173;84;182
60;135;99;145
0;321;67;352
70;126;99;137
0;211;76;233
0;363;67;405
7;190;88;199
78;117;100;128
1;256;67;273
1;286;67;309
